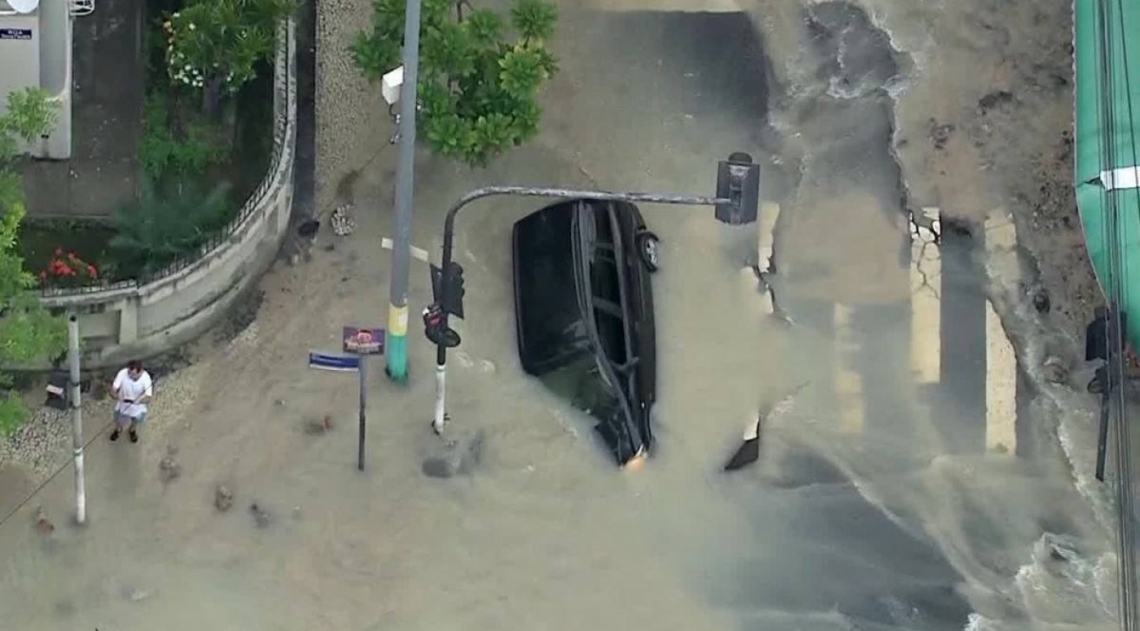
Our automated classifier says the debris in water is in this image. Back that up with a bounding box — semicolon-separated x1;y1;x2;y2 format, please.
424;431;486;478
724;415;762;472
303;414;335;435
723;382;809;472
250;503;272;528
215;485;234;512
33;506;54;536
928;118;956;150
1042;356;1068;385
330;204;356;236
747;264;795;326
159;445;181;483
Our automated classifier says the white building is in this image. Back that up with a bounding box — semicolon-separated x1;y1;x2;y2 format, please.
0;0;83;159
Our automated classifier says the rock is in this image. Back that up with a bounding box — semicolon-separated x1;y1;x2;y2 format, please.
1043;356;1068;384
249;503;272;528
215;485;234;512
159;456;181;483
1033;287;1051;314
33;506;54;536
303;414;334;435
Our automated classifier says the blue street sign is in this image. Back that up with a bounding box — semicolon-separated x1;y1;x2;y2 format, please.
308;351;360;372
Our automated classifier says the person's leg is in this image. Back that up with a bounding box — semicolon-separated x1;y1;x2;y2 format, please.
109;411;130;441
128;411;147;443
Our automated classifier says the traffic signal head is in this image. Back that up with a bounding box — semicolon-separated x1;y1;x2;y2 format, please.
430;262;466;319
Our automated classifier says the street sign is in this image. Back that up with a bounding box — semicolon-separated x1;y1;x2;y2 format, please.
308;351;361;372
343;326;385;355
0;29;33;40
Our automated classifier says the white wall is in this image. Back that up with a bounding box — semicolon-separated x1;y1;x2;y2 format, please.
0;2;71;159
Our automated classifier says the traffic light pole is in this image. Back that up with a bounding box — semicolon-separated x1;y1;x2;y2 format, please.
429;186;733;435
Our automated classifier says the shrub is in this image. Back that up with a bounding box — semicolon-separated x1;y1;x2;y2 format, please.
110;178;235;278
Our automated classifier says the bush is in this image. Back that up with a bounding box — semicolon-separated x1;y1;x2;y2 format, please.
139;93;229;183
352;0;559;166
109;178;235;278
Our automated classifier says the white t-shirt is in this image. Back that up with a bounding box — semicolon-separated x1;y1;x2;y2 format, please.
113;368;153;418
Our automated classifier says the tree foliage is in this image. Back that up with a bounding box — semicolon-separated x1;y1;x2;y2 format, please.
163;0;294;115
109;178;234;278
0;88;67;435
352;0;559;166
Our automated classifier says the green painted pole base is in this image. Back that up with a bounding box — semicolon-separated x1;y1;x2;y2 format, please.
386;333;408;382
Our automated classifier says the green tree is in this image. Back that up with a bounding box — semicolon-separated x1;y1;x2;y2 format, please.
0;88;67;435
352;0;559;166
163;0;295;116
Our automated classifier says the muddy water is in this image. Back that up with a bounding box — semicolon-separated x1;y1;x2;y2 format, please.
0;2;1118;631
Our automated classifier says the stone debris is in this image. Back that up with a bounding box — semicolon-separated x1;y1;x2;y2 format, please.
214;484;234;512
303;414;335;435
34;506;54;536
422;430;486;478
1042;355;1068;385
159;455;181;483
331;204;356;236
249;503;272;528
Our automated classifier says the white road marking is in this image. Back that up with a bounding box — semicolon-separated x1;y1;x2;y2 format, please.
381;238;430;263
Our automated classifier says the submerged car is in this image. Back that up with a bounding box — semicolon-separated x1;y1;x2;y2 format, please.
512;198;660;467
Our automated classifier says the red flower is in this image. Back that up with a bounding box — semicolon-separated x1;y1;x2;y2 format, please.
39;271;46;280
87;265;97;278
54;248;62;256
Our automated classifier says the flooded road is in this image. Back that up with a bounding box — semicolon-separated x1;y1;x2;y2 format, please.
0;1;1119;630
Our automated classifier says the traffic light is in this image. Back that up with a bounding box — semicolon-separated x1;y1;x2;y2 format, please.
430;261;466;319
715;152;760;225
422;303;461;348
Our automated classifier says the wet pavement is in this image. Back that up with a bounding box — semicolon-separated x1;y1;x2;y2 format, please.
0;2;1118;630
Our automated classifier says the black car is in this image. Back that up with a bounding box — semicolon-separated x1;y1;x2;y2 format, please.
512;198;660;467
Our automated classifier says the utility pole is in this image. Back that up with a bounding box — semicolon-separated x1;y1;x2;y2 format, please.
67;315;86;525
385;0;424;382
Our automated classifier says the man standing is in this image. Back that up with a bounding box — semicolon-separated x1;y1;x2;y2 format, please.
110;360;153;443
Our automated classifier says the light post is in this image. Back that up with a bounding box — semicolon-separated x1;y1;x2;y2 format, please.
423;154;762;436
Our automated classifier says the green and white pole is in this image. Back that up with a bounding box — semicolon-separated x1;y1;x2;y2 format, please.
385;0;424;382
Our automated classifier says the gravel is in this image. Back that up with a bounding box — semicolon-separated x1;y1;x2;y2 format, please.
314;0;393;213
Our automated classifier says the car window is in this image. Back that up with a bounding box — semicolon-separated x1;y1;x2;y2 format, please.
539;352;622;423
515;204;591;370
585;204;629;366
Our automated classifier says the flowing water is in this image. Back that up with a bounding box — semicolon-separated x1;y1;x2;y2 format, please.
0;1;1120;630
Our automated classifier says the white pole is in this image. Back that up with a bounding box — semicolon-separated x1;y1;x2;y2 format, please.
67;315;86;525
432;363;446;434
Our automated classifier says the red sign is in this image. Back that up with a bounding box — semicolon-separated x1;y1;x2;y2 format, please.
342;327;385;355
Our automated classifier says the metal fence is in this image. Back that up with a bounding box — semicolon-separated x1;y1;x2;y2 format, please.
39;19;295;299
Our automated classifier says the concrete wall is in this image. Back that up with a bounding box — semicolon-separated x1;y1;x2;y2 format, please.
39;19;298;368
